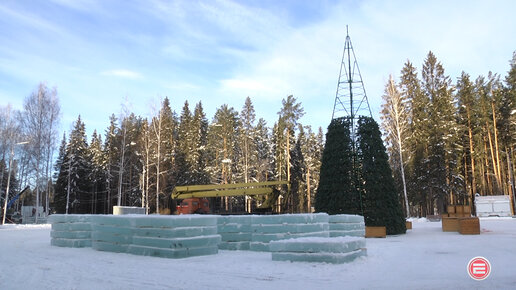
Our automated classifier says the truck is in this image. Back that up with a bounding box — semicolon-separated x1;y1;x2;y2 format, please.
171;181;288;215
176;198;211;214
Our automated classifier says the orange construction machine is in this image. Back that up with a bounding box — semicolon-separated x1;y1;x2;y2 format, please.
176;198;210;214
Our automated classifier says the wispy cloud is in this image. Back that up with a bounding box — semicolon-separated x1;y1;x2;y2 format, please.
101;69;143;80
1;0;516;137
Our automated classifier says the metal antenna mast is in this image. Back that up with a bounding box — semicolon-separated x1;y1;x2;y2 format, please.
331;26;372;141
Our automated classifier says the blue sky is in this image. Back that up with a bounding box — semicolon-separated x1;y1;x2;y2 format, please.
1;0;516;139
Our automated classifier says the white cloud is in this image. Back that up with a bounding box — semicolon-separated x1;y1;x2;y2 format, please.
101;69;143;80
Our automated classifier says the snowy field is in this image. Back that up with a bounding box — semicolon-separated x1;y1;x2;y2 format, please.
1;218;515;290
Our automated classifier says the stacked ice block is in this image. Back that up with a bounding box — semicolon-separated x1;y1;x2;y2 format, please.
49;213;367;263
328;214;365;237
217;215;253;250
48;214;93;248
91;215;134;253
269;236;367;264
49;214;221;259
127;215;220;259
250;213;329;251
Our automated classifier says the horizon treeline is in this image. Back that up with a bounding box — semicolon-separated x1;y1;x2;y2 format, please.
51;95;324;214
381;51;516;216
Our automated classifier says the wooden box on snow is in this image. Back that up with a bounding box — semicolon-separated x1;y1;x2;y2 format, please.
365;226;386;238
459;217;480;235
405;221;412;230
442;217;459;232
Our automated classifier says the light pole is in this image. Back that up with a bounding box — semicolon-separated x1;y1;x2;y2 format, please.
2;141;29;225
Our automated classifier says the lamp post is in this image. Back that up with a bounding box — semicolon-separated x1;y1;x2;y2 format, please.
2;141;29;225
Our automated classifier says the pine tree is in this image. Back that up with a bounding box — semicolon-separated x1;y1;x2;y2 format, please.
300;125;323;213
240;97;257;183
52;133;68;213
356;116;406;235
400;60;430;216
177;100;194;185
88;130;105;214
207;105;240;212
191;102;209;185
290;137;306;213
456;72;479;205
240;97;257;212
119;113;144;207
254;118;272;183
103;114;118;213
502;52;516;207
421;51;458;213
65;116;90;214
276;95;305;212
150;97;176;213
315;117;358;214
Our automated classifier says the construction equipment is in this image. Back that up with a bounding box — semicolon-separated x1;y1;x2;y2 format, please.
176;198;211;215
171;181;288;214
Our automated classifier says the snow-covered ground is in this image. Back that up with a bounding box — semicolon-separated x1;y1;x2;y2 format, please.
1;218;515;290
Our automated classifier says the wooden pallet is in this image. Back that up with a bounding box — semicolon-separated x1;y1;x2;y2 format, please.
459;217;480;235
365;226;386;238
446;213;471;218
405;221;412;230
442;217;459;232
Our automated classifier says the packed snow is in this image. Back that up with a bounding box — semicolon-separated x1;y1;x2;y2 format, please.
1;218;515;289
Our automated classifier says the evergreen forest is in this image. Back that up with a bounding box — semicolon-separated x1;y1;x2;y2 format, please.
1;50;515;218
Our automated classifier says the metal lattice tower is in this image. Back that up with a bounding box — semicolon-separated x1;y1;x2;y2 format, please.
332;26;372;140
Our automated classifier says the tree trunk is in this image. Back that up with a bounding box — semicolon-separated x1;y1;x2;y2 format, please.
466;107;477;201
396;126;409;218
492;102;504;194
483;137;492;195
306;167;311;212
486;123;498;190
507;147;516;215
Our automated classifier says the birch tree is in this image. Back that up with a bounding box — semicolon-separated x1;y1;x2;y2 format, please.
381;75;410;217
23;83;60;221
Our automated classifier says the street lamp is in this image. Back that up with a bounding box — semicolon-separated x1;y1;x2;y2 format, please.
2;141;29;225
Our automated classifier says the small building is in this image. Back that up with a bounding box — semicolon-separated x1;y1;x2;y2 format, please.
21;206;45;224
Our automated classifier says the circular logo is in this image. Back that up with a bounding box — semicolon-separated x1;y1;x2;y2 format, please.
467;257;491;281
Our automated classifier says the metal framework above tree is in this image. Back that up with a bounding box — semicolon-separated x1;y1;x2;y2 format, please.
332;26;372;142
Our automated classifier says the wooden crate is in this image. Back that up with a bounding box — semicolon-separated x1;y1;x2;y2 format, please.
459;217;480;235
442;217;459;232
405;221;412;230
365;226;386;238
455;206;464;214
463;205;472;214
447;205;456;213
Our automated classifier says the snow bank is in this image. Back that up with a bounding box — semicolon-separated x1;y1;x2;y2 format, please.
2;219;515;289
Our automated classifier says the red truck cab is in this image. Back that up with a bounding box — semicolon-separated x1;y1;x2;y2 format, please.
176;198;210;214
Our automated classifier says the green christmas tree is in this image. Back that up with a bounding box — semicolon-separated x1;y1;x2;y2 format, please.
315;117;360;215
356;116;406;235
